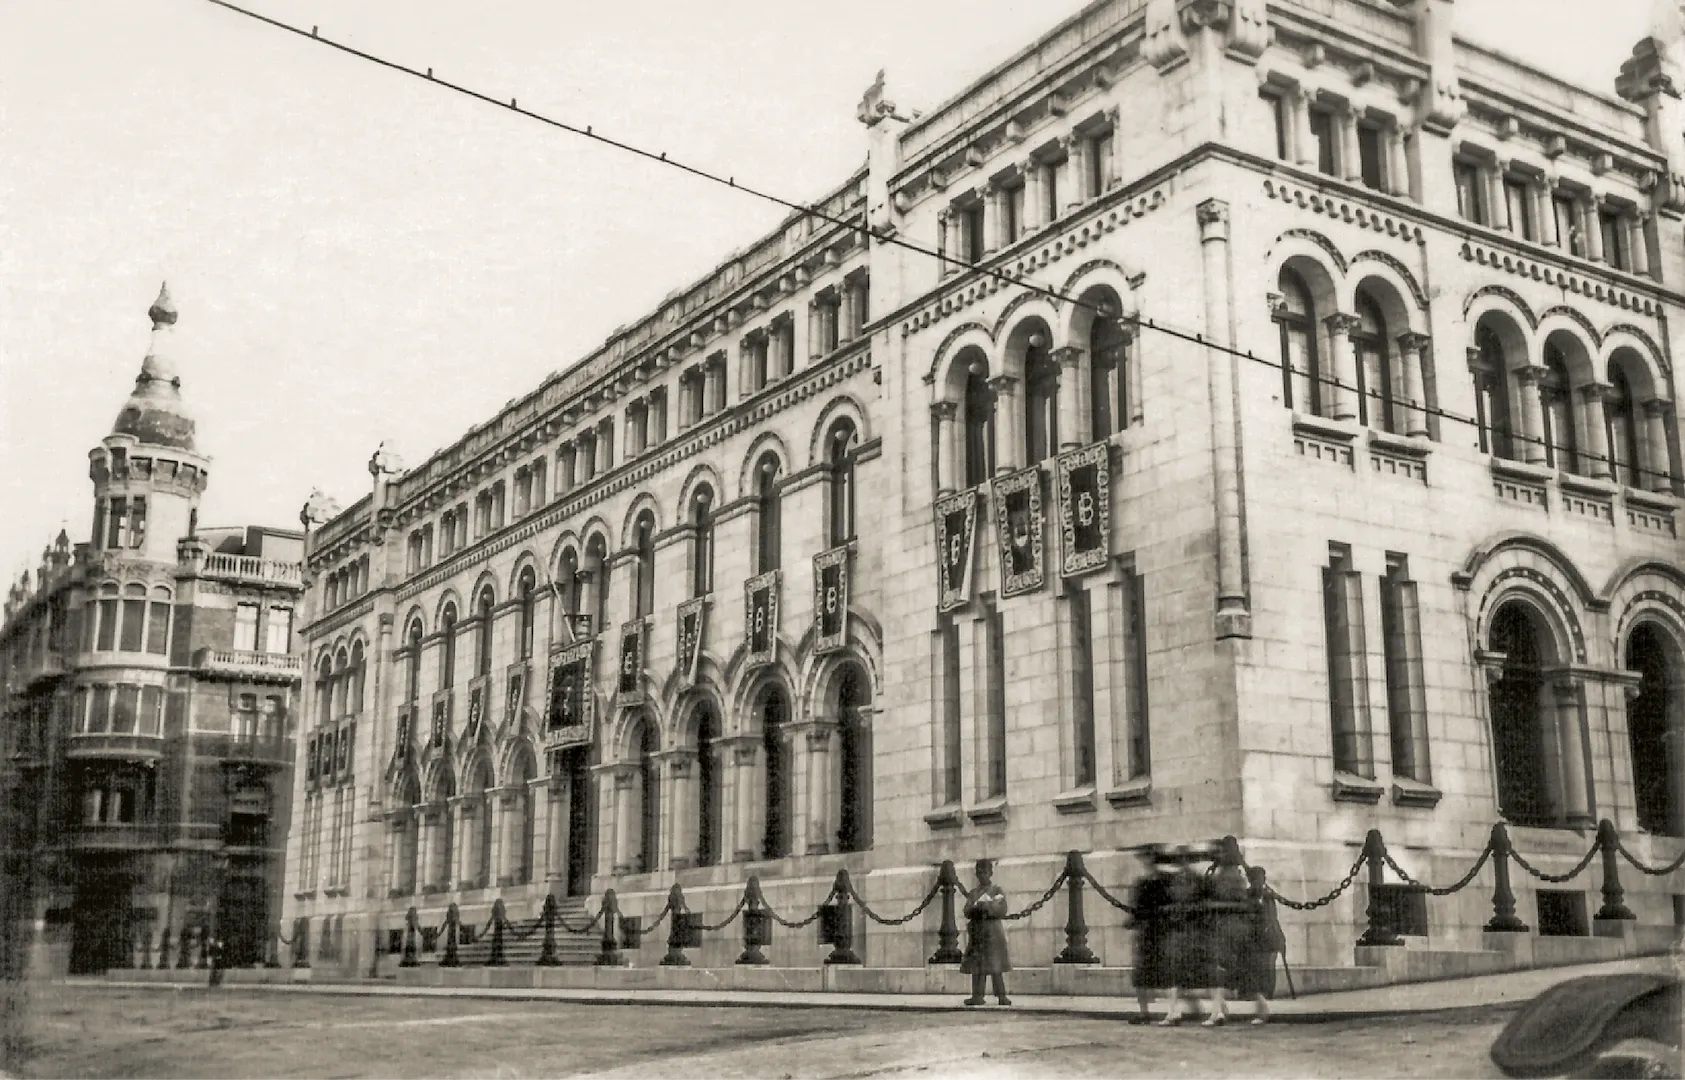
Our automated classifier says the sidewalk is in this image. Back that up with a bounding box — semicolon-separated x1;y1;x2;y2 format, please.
91;953;1683;1023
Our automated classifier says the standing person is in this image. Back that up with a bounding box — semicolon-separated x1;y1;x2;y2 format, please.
1128;845;1174;1023
206;935;225;988
960;859;1012;1006
1156;846;1214;1026
1204;839;1255;1028
1236;865;1285;1025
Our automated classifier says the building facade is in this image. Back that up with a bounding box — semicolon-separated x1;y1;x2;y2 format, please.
285;0;1684;975
0;286;305;975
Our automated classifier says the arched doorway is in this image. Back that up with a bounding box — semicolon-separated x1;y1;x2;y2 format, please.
760;687;792;859
1489;602;1550;826
694;705;722;867
632;715;661;873
836;664;873;853
1626;623;1683;836
561;746;594;896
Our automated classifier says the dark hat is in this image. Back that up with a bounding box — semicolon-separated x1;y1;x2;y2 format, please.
974;858;994;875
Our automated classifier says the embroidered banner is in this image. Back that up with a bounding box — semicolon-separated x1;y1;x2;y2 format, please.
394;707;412;760
745;570;780;668
465;681;485;739
1056;443;1111;576
430;695;450;748
992;465;1045;598
676;597;707;687
544;639;595;749
334;723;352;777
617;620;647;707
813;546;850;654
504;665;526;724
933;489;979;612
305;733;320;783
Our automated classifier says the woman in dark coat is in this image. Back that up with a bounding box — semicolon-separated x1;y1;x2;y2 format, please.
1203;849;1256;1026
960;859;1012;1006
1156;848;1214;1026
1128;846;1175;1022
1234;865;1286;1024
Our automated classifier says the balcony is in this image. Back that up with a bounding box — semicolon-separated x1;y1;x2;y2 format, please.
23;651;68;686
65;732;165;761
201;554;304;587
195;648;304;682
193;731;293;768
66;822;166;851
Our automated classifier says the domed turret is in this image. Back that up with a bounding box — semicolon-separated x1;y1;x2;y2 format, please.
111;283;196;452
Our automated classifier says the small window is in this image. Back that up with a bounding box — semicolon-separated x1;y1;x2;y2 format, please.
1599;208;1629;271
1043;160;1062;222
960;203;986;263
1087;130;1113;196
146;589;171;656
1369;884;1429;936
1453;159;1486;225
1264;91;1288;160
1504;177;1536;241
233;604;259;653
1357;123;1385;190
1309;109;1337;176
1536;890;1589;937
1004;183;1025;244
1553;193;1583;256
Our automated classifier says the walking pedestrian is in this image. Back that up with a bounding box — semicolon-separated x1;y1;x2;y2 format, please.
1236;865;1286;1025
1204;839;1255;1027
206;935;225;988
1156;846;1215;1026
1128;845;1174;1023
960;858;1012;1006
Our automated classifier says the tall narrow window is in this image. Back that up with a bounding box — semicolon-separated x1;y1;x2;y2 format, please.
518;569;536;660
1116;568;1151;781
983;601;1007;799
1357;122;1385;190
1606;365;1641;487
233;602;259;653
1068;583;1096;788
1352;292;1395;432
836;666;872;853
1276;268;1321;414
761;689;791;859
695;708;721;867
1504;177;1536;241
938;620;963;805
755;455;782;574
1043;159;1061;223
1005;183;1025;244
1554;192;1583;256
1309;109;1337;176
1472;324;1517;460
147;588;172;656
1087;129;1113;196
1024;336;1060;463
960;202;986;263
92;500;108;551
105;497;126;549
637;718;660;873
1454;159;1486;224
633;512;656;619
587;536;610;637
962;356;996;487
1263;91;1288;160
406;619;423;703
350;640;366;714
475;588;494;677
690;488;715;597
264;605;291;655
1600;207;1629;271
1323;545;1374;779
127;497;147;549
315;656;332;724
1090;309;1132;439
440;603;458;689
1380;555;1430;785
827;420;858;547
95;584;118;651
111;685;139;734
1540;343;1577;472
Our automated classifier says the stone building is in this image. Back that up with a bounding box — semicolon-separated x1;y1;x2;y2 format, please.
0;286;305;975
285;0;1684;976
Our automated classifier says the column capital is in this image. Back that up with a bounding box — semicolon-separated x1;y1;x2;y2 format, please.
1466;345;1483;371
986;373;1020;395
1052;344;1085;368
1396;331;1432;353
930;400;958;422
1266;291;1287;316
1196;198;1230;239
1322;311;1361;336
1515;364;1549;386
1643;397;1674;418
1473;649;1508;686
1577;381;1615;404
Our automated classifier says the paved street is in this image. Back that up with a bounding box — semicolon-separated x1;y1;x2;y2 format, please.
9;983;1509;1079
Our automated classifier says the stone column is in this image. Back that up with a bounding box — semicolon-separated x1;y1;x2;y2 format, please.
1321;312;1361;421
988;374;1021;475
1578;383;1614;479
806;301;823;361
731;740;759;862
932;401;959;496
664;751;695;870
1064;135;1088;211
1488;159;1511;232
1386;125;1410;197
1629;213;1651;276
805;723;837;856
1516;366;1550;465
453;797;474;887
1291;88;1316;168
1396;332;1431;437
649;390;668;445
1054;346;1086;451
1644;400;1675;491
1124;318;1144;427
388;817;404;892
1340;106;1364;183
547;777;570;881
609;766;636;874
1023;159;1045;232
984;183;1004;255
1584;196;1606;262
1198;199;1250;639
787;724;811;857
1553;677;1595;828
705;360;725;414
839;280;859;343
484;792;504;886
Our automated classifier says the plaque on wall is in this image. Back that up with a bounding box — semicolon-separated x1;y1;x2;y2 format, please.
545;639;595;749
617;620;647;707
813;546;850;654
465;682;485;740
430;695;449;748
933;489;979;612
1055;443;1111;577
676;597;707;687
504;665;526;724
745;570;781;668
992;465;1045;598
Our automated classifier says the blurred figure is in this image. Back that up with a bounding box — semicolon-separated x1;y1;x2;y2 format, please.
960;859;1012;1006
1156;846;1215;1026
1236;866;1286;1025
1128;845;1174;1022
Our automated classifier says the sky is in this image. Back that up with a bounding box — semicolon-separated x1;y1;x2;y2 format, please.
0;0;1663;582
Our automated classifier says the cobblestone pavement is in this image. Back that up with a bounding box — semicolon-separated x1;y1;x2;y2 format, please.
10;984;1508;1079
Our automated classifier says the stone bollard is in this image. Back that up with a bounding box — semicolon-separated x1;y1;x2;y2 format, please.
536;894;560;966
1594;819;1636;921
661;884;692;967
291;919;311;969
595;889;621;966
1055;850;1099;964
1356;829;1402;947
401;907;420;968
158;927;173;972
738;877;770;966
928;860;963;965
487;899;507;966
440;904;461;968
1485;823;1529;932
822;869;860;966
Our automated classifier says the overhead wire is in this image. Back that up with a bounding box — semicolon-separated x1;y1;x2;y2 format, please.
199;0;1679;487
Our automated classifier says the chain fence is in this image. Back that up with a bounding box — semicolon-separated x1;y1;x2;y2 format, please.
1265;853;1366;912
848;879;941;927
1002;871;1068;921
1510;840;1600;884
1381;843;1494;896
1080;870;1136;915
1614;838;1685;878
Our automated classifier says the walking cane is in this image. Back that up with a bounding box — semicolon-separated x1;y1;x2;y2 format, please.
1279;948;1297;1001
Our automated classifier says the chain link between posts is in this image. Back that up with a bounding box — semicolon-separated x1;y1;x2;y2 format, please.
555;907;603;935
1266;853;1366;911
848;878;941;926
763;883;837;929
1081;870;1136;915
697;894;747;933
1510;839;1600;884
641;900;674;932
1614;839;1685;877
1381;843;1494;896
1002;871;1069;921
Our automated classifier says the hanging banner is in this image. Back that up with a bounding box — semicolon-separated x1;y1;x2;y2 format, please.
1056;443;1111;577
430;693;450;749
933;489;979;613
334;723;353;778
992;465;1046;598
305;733;320;785
544;639;595;749
745;570;781;668
465;681;486;739
394;707;413;762
504;664;526;724
617;620;647;707
676;597;707;687
813;546;850;654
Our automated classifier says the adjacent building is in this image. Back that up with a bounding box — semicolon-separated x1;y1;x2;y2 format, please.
0;286;305;974
285;0;1684;976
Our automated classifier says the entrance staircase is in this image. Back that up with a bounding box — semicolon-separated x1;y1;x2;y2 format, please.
446;896;599;967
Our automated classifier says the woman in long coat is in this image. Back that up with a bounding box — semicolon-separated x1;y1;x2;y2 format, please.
960;859;1012;1006
1203;852;1256;1027
1234;865;1286;1024
1156;848;1214;1026
1129;846;1175;1022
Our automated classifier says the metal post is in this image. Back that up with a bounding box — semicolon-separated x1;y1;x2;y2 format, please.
928;861;962;964
1055;850;1098;964
595;889;621;966
661;884;691;967
1485;823;1529;932
824;869;860;965
1356;829;1402;947
738;877;769;966
401;907;419;968
487;899;507;966
536;894;559;966
440;903;461;968
1594;819;1635;921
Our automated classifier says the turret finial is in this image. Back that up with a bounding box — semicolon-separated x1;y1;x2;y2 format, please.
149;282;177;329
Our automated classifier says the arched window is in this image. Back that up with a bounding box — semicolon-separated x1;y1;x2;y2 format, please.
518;569;537;661
440;603;458;689
1473;324;1518;460
755;455;782;575
1089;308;1132;440
633;512;656;619
695;706;721;867
962;355;996;488
557;549;581;620
398;774;421;894
1625;624;1682;836
760;688;791;859
827;420;859;547
1276;268;1321;414
1540;343;1577;472
1023;333;1059;463
691;487;714;598
94;583;119;651
405;619;423;704
315;655;333;723
836;666;873;854
585;535;610;638
636;717;660;873
1488;602;1561;827
475;587;495;678
1607;363;1641;487
120;584;146;653
1353;291;1396;433
350;640;366;714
